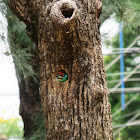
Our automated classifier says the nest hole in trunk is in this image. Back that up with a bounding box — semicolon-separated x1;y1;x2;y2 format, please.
61;4;74;18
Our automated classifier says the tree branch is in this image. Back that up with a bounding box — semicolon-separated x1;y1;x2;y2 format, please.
7;0;41;43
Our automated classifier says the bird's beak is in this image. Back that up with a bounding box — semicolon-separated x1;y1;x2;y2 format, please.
57;76;63;79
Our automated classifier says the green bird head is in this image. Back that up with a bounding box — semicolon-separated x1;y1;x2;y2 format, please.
56;70;68;82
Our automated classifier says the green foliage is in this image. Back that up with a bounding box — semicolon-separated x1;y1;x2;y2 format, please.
0;117;23;139
102;1;140;139
101;0;126;23
0;33;5;41
1;0;38;83
7;14;38;83
123;0;140;27
101;0;140;34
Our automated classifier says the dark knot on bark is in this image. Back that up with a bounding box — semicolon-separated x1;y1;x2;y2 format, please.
50;0;78;25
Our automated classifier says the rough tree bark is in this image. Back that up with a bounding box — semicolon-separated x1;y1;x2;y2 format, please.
18;69;42;138
8;0;113;139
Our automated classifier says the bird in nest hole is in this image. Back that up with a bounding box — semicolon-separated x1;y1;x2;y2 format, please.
56;70;68;82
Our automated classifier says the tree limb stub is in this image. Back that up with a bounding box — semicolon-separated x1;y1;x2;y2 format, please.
7;0;41;43
50;0;78;25
8;0;113;139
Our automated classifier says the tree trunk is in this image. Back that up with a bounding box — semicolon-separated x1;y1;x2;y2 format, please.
3;1;45;137
0;0;45;137
19;75;42;138
8;0;113;139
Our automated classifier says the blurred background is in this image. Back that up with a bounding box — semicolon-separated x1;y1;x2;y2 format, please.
0;0;140;140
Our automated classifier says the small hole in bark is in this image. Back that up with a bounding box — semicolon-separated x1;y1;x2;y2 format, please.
61;4;74;18
56;70;68;82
